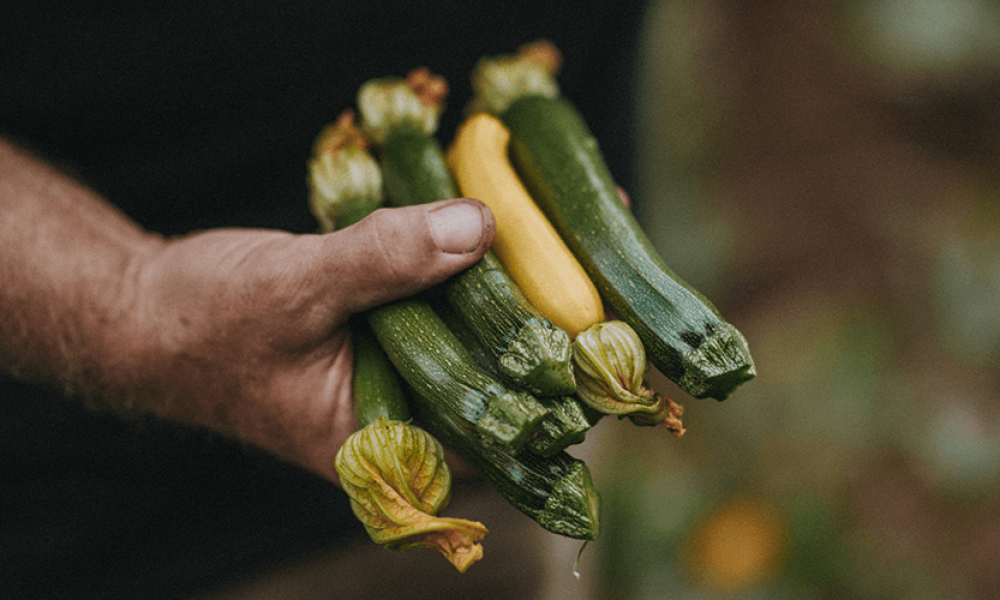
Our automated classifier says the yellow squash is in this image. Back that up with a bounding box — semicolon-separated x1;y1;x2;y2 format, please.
447;113;603;337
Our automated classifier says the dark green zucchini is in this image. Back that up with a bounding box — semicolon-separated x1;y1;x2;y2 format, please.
441;250;574;397
315;117;489;573
438;300;598;457
349;316;411;427
501;95;755;401
372;113;576;397
407;378;602;540
309;109;549;454
367;299;548;453
528;394;603;457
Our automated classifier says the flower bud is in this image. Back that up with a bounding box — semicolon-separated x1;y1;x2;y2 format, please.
469;39;562;115
573;321;686;435
573;321;659;415
307;110;382;232
357;74;444;145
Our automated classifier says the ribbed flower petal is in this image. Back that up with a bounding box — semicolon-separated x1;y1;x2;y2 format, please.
573;321;659;415
307;110;382;232
335;417;488;572
572;321;685;435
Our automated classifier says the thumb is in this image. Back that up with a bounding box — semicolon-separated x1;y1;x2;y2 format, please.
320;197;495;314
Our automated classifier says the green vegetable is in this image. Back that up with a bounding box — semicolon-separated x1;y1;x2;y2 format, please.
438;302;598;457
357;71;576;397
312;107;548;454
408;377;602;540
311;81;602;547
349;316;410;427
472;43;755;401
442;251;575;397
367;299;549;454
314;114;487;572
528;393;603;457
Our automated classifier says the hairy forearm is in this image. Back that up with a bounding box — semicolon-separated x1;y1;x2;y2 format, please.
0;139;165;407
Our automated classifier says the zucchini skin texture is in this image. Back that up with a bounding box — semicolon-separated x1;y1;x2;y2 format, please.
438;299;596;457
503;95;755;400
380;124;576;397
408;378;602;541
350;317;412;427
367;299;548;453
379;125;457;210
442;251;575;396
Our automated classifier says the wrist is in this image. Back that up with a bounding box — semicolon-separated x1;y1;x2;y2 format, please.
76;236;169;412
0;139;167;408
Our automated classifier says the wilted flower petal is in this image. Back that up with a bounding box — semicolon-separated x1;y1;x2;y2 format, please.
335;416;488;572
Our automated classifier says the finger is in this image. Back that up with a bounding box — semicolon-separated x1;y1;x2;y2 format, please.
320;198;495;315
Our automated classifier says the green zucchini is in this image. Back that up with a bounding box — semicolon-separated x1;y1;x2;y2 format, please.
339;316;490;572
349;316;411;427
358;78;576;397
440;250;575;397
469;46;753;400
407;377;602;540
528;394;602;458
503;94;754;400
309;108;548;454
379;123;459;214
438;299;599;457
367;299;548;453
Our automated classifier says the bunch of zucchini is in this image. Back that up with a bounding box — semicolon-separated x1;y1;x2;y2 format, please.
306;45;754;571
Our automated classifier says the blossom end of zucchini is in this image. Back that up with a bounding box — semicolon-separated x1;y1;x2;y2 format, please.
382;516;488;573
477;391;550;452
335;417;490;571
572;321;662;417
498;324;576;396
307;110;382;232
538;461;601;540
677;322;756;401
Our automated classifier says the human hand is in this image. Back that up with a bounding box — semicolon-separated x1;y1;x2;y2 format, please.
123;198;494;484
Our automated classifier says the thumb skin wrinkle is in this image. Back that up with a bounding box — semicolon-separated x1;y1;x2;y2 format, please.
425;199;490;254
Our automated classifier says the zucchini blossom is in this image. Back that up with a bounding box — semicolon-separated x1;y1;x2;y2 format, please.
469;39;562;116
307;109;383;232
336;416;488;572
357;67;447;145
573;321;685;436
